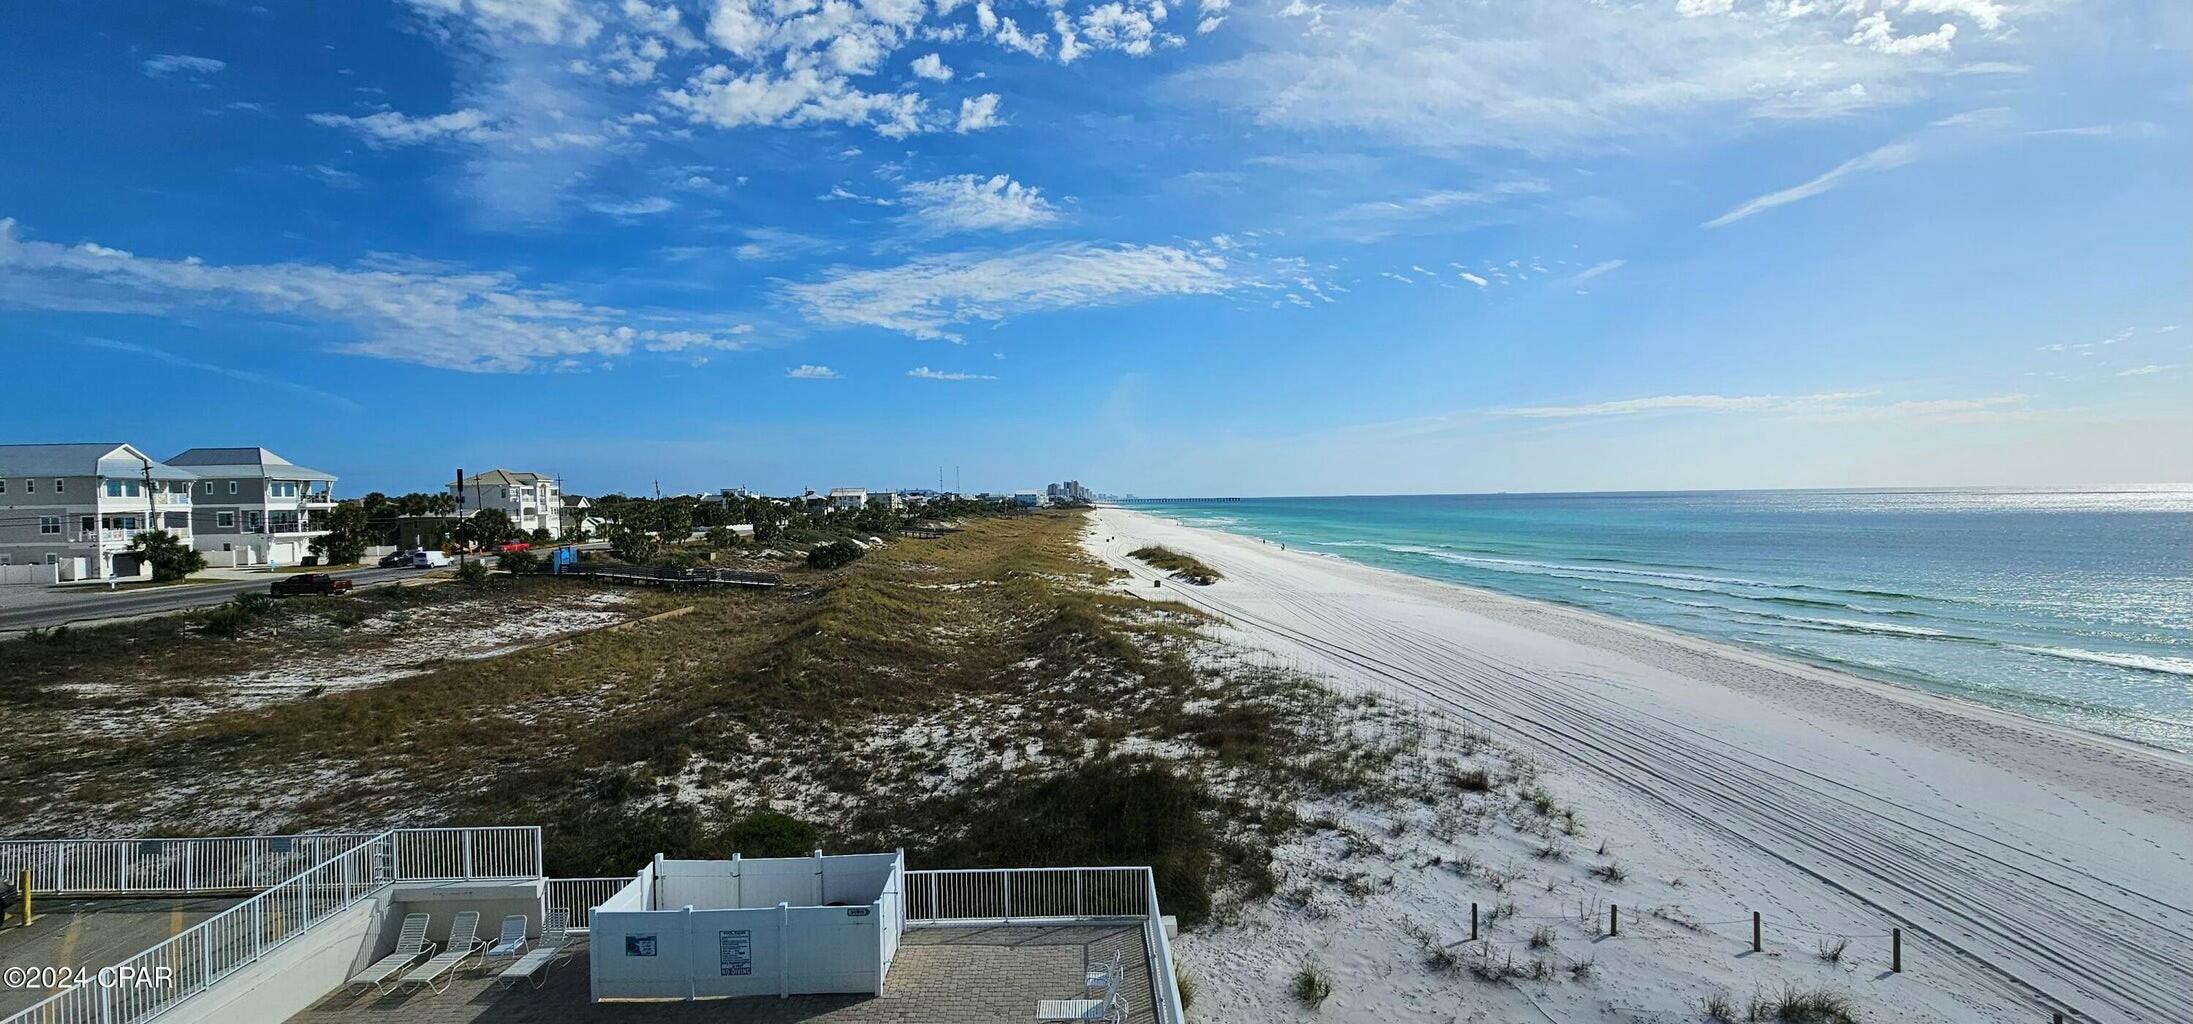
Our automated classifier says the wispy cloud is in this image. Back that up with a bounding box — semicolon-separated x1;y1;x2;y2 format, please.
142;54;226;77
588;196;676;217
0;216;752;373
1490;391;2030;421
786;364;840;379
1705;110;2009;228
2115;364;2177;377
907;366;996;381
1570;258;1626;283
782;241;1238;341
306;108;498;147
78;338;361;410
898;174;1061;234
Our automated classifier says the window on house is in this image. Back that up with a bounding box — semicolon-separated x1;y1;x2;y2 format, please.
27;480;36;493
269;481;298;498
80;516;94;533
53;479;64;492
216;511;235;528
228;481;238;494
38;516;61;535
0;479;8;493
103;480;141;498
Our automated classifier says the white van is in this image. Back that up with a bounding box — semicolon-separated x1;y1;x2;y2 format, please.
408;550;453;569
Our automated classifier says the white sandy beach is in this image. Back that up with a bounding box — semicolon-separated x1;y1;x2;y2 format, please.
1085;506;2193;1024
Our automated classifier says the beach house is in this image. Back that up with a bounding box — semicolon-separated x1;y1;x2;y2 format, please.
167;447;339;568
0;443;198;582
451;469;560;535
828;487;868;511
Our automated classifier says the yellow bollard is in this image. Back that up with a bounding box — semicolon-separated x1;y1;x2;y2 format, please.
17;869;29;927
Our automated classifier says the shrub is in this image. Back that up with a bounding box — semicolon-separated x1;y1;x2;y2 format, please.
1128;546;1220;585
454;559;492;587
498;548;540;574
719;811;821;858
608;525;660;564
129;530;206;582
1749;986;1859;1024
201;593;270;639
806;540;865;570
1291;962;1332;1008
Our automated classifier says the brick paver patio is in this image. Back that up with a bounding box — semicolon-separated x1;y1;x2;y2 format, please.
288;924;1157;1024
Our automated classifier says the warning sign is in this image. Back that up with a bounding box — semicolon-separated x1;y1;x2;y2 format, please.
718;930;752;976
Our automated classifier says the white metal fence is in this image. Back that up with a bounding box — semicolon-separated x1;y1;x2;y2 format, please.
902;866;1186;1024
542;877;630;931
0;834;376;896
0;827;541;1024
902;866;1153;924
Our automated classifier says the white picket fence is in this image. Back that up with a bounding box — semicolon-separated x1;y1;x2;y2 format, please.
0;827;541;1024
903;866;1187;1024
0;833;376;896
541;876;630;931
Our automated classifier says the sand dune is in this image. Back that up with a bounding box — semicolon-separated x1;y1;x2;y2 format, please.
1087;506;2193;1023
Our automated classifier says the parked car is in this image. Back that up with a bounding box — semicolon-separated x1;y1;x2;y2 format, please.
378;549;414;568
271;573;353;597
410;550;454;569
495;540;531;553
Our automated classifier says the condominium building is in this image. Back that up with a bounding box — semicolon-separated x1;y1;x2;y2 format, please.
451;469;561;534
0;442;197;580
167;447;339;567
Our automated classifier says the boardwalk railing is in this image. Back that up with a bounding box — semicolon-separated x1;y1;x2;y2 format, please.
903;866;1185;1024
0;827;540;1024
542;877;631;932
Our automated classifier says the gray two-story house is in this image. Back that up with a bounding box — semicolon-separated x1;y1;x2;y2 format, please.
0;443;198;581
167;447;338;567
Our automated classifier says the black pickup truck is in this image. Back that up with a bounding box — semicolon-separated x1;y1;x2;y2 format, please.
271;573;355;597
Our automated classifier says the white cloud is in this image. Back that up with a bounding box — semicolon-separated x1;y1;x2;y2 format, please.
1458;271;1489;288
307;108;499;147
402;0;605;46
786;363;841;378
1570;258;1625;282
2115;364;2176;377
1902;0;2003;33
1491;391;2027;421
955;92;1004;132
142;54;227;77
79;338;359;410
898;174;1061;233
907;365;997;380
1177;0;2006;155
1704;139;1924;227
588;196;676;216
1845;12;1956;56
783;242;1236;340
662;65;925;137
910;52;954;80
0;216;750;373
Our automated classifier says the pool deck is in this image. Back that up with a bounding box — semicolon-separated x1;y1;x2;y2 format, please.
286;924;1157;1024
0;896;245;1018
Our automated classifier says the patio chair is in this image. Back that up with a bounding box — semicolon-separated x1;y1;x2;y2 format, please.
400;911;483;994
497;909;571;989
1085;951;1122;994
346;913;435;993
1036;987;1120;1022
483;915;529;968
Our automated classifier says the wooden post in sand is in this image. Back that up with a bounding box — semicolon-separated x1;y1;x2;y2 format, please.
1609;904;1619;936
1751;911;1762;952
1469;902;1479;941
1891;928;1902;973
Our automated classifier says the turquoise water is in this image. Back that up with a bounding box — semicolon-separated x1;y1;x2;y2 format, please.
1125;489;2193;752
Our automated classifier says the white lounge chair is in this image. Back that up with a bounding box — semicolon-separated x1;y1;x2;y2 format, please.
497;909;571;989
347;913;435;993
483;915;528;966
400;911;483;994
1085;951;1121;994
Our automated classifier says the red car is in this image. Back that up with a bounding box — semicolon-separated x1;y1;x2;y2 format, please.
495;541;532;553
271;573;354;597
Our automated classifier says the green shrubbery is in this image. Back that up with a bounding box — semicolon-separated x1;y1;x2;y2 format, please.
806;540;865;570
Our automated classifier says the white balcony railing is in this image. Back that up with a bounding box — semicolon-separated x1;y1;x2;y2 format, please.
902;865;1187;1024
0;827;542;1024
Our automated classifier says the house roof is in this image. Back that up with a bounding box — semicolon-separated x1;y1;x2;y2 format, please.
167;447;337;482
828;487;867;496
0;443;199;481
456;469;548;486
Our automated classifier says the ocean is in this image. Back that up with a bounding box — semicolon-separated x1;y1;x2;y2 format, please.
1123;489;2193;753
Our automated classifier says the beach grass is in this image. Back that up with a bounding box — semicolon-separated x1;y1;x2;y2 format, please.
1130;544;1223;584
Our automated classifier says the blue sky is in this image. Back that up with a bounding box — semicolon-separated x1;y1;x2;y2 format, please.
1;0;2186;497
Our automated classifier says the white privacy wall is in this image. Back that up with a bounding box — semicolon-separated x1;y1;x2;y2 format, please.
590;852;905;1001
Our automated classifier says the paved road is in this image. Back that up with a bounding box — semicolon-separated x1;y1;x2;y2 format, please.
0;896;246;1017
0;564;428;634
